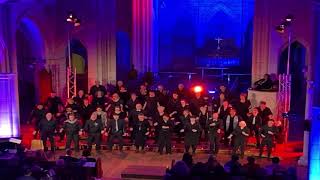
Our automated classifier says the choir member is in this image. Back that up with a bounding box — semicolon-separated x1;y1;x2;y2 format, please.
60;113;81;151
89;80;107;97
207;112;223;155
91;91;106;108
235;93;251;121
254;74;273;90
247;107;263;148
167;92;180;116
45;92;63;114
125;92;139;111
154;106;166;143
176;83;188;99
73;90;86;106
93;106;108;128
34;112;56;152
223;108;242;146
258;101;273;125
106;93;124;113
105;113;126;152
143;90;160;120
156;84;169;107
80;99;94;127
83;113;103;151
259;120;278;159
30;104;46;138
190;92;204;115
134;113;150;153
198;106;209;141
218;100;230;120
228;121;250;158
183;116;201;155
158;114;174;155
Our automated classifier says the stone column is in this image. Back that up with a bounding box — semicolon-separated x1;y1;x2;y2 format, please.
298;0;320;166
132;0;158;74
251;0;271;84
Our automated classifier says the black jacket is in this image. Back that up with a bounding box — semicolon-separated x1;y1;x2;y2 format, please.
106;119;126;134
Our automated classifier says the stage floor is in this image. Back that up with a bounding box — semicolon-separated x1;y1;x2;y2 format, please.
20;125;307;179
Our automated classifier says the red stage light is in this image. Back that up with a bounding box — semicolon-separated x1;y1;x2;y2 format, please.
193;86;203;93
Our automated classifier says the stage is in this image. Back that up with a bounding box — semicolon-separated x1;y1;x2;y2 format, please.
19;125;307;179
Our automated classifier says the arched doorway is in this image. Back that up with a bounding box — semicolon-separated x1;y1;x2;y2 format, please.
279;41;307;140
16;18;47;123
67;39;88;93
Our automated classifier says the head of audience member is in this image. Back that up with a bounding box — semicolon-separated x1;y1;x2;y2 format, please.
240;93;247;101
50;92;56;98
36;104;44;110
130;92;137;100
149;91;156;98
136;103;142;111
170;161;190;178
46;112;53;121
247;156;256;165
272;157;280;164
138;113;145;121
68;113;76;121
117;80;124;88
78;90;84;97
212;112;219;120
260;101;267;109
157;106;165;113
172;92;179;100
66;149;73;156
182;152;193;168
239;120;246;128
252;107;259;116
222;100;229;108
230;108;237;117
178;84;184;91
183;109;190;117
163;114;170;121
113;113;120;120
82;149;91;158
90;113;97;121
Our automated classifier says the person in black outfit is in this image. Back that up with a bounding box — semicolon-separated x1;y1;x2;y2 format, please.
128;103;144;142
134;113;150;153
153;106;166;144
223;108;242;146
207;112;223;155
198;106;209;141
190;92;204;115
125;92;139;111
158;114;174;155
156;85;169;107
259;120;278;159
91;91;106;109
183;116;201;154
247;107;263;148
45;92;63;114
105;113;126;152
30;104;46;138
143;90;160;120
228;121;250;158
35;112;56;151
254;74;273;90
258;101;273;125
166;92;180;116
175;109;191;143
176;83;188;100
83;113;103;150
218;100;230;120
73;90;86;106
235;93;251;121
80;99;93;127
89;80;107;97
60;113;81;151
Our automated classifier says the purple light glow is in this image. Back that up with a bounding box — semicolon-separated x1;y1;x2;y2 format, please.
0;74;20;138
